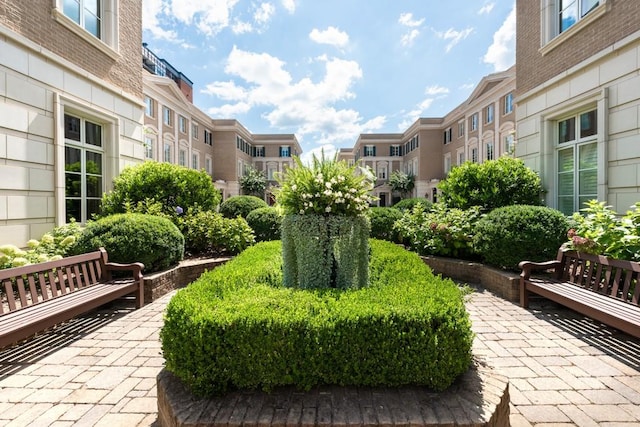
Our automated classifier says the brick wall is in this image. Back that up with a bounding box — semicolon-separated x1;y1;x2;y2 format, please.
0;0;142;98
517;0;640;95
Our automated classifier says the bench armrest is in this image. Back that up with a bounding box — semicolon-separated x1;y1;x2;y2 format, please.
518;260;561;280
104;262;144;281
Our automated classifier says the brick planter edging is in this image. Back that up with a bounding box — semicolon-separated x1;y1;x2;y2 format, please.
157;361;510;427
420;256;520;302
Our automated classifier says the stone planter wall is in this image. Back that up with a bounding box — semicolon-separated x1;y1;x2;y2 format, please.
421;256;520;302
143;257;231;302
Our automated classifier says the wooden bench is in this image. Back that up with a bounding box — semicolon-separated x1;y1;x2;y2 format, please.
0;248;144;349
519;249;640;338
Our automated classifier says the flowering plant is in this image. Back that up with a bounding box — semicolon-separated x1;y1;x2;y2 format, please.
275;154;375;216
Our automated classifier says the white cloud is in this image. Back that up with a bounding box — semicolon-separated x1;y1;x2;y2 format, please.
254;2;275;25
281;0;296;13
204;47;384;144
300;144;338;165
483;5;516;71
436;27;474;52
397;86;450;130
398;13;424;28
232;20;253;34
168;0;240;36
401;29;420;47
425;85;450;96
398;12;424;47
478;2;495;15
309;27;349;48
142;0;179;41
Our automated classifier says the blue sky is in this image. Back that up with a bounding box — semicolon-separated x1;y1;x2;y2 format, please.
142;0;516;160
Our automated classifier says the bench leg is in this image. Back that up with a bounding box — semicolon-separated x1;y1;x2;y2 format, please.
520;279;529;308
135;281;144;308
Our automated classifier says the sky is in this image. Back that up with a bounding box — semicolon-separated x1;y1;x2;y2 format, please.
142;0;516;161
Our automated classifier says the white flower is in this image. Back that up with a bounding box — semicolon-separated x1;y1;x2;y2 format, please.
299;209;305;214
291;184;297;191
325;181;332;189
325;206;332;213
323;189;332;196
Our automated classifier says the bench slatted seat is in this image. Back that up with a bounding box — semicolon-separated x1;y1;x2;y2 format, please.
519;249;640;338
0;248;144;349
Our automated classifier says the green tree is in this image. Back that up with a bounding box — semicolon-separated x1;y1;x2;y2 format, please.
389;171;415;199
240;165;267;198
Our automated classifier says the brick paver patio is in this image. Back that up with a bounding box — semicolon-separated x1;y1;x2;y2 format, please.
0;287;638;426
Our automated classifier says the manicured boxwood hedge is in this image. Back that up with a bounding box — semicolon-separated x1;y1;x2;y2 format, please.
161;239;473;396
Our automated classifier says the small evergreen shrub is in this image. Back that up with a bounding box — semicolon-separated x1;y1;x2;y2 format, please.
438;156;543;210
70;213;184;273
473;205;569;271
368;207;402;242
219;195;268;219
100;162;221;223
392;197;432;211
246;207;283;241
179;209;255;255
161;239;473;396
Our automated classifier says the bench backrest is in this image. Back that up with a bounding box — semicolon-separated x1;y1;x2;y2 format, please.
0;249;108;315
559;249;640;306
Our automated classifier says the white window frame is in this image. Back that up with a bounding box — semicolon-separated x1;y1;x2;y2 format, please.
364;145;375;157
144;135;154;159
163;107;172;126
541;0;607;54
205;156;212;175
485;141;494;161
192;122;199;139
279;146;291;157
144;97;154;118
486;105;494;124
470;113;478;131
443;128;452;144
204;129;213;146
458;121;465;137
192;151;199;170
444;153;451;174
471;146;479;163
179;116;187;133
457;148;465;166
178;147;187;167
504;93;514;115
163;141;172;163
377;163;387;180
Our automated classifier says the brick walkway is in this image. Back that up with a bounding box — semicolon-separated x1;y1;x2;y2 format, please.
0;288;639;426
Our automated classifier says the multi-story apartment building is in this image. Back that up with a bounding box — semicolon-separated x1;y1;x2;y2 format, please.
516;0;640;215
142;46;301;203
343;66;515;206
0;0;145;247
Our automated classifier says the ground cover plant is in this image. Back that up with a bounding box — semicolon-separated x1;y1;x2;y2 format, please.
161;239;473;397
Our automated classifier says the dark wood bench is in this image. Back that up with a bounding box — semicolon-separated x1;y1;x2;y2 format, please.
519;249;640;338
0;248;144;349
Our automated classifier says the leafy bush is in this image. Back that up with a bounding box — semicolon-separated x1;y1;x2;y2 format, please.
245;207;283;242
473;205;569;271
394;203;481;259
161;239;473;396
240;165;267;198
179;209;255;255
438;156;543;210
388;171;415;198
70;213;184;273
219;195;268;219
368;207;402;242
392;197;432;211
566;200;640;261
100;162;221;223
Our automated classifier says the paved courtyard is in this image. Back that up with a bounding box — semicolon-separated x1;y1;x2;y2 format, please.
0;287;638;426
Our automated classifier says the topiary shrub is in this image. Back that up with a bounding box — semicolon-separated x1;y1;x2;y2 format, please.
70;213;185;273
245;207;283;242
100;162;221;224
438;156;543;210
392;197;432;212
161;239;473;396
473;205;569;271
219;195;268;219
368;207;402;242
179;209;255;256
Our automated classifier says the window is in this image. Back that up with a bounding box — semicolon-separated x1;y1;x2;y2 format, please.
457;150;465;165
179;116;187;133
192;122;199;139
458;121;465;137
390;145;401;156
179;149;187;167
163;142;171;163
64;113;103;223
364;145;376;157
53;0;118;58
279;146;291;157
470;113;478;131
504;93;514;114
504;133;516;155
205;157;212;175
253;146;265;157
268;165;277;180
485;141;494;161
443;128;452;144
486;105;494;124
559;0;600;33
144;135;154;159
542;0;605;49
471;147;478;163
204;129;213;146
444;154;451;174
192;152;199;169
163;107;172;126
557;109;598;215
377;164;387;180
144;97;154;117
62;0;101;38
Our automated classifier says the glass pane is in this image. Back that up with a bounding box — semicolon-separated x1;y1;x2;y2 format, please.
558;117;575;143
581;0;599;16
86;199;101;220
65;115;81;141
578;196;594;211
65;173;82;197
66;199;81;223
579;142;597;169
558;147;574;172
85;0;100;15
65;147;82;171
558;173;574;196
579;170;597;194
558;197;575;216
85;121;102;147
85;151;102;174
580;110;597;138
63;0;81;24
560;0;578;32
86;175;102;198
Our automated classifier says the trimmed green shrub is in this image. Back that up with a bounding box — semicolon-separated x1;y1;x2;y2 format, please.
368;207;402;242
392;197;432;211
70;213;184;273
100;162;221;223
179;209;255;255
219;195;268;219
161;239;473;396
394;202;481;259
246;207;283;242
473;205;569;271
438;156;543;210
